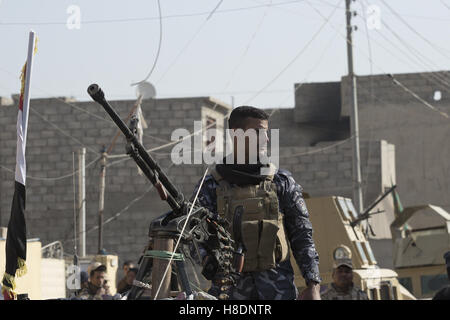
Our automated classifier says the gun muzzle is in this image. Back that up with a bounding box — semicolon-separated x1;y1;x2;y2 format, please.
87;83;105;103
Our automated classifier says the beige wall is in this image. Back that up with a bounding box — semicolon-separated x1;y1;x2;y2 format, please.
0;239;42;299
41;258;66;299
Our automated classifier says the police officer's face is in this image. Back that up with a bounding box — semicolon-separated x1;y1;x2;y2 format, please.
333;266;353;289
91;271;106;288
233;118;269;164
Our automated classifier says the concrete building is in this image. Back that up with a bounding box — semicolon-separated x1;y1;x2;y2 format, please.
0;71;448;270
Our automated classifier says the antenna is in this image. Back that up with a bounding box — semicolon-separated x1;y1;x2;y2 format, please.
135;81;156;100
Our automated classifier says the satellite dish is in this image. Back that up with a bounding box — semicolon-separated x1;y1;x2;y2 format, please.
136;81;156;100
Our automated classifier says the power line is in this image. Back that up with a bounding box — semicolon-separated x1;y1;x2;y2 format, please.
358;0;376;204
131;0;163;86
0;155;101;181
0;66;171;145
244;0;342;104
379;0;450;62
222;0;273;95
365;22;450;90
0;1;313;26
279;136;353;158
61;162;174;246
360;7;450;89
303;0;450;120
30;108;100;155
154;0;225;85
275;18;345;107
206;0;225;21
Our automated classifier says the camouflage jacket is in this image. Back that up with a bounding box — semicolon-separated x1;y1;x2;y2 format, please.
321;283;369;300
77;282;109;300
191;168;321;300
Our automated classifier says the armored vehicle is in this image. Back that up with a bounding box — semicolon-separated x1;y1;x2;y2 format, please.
292;196;415;300
390;204;450;299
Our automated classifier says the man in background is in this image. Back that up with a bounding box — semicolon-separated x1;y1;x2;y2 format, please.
118;267;138;295
77;262;111;300
117;261;136;294
321;256;368;300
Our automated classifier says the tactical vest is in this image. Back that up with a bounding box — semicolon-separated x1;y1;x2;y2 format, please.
210;166;290;272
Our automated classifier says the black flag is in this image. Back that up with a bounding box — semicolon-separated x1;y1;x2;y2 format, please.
1;31;36;300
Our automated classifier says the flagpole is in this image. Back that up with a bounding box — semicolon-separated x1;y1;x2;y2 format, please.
2;30;37;300
21;30;36;155
15;31;36;187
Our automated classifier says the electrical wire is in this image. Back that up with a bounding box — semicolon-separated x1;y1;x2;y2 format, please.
358;0;376;207
155;1;215;85
222;0;273;95
131;0;163;86
302;0;450;120
61;162;174;246
153;167;209;300
275;18;344;107
0;1;311;26
30;108;100;155
243;0;342;104
0;66;171;146
379;0;450;62
0;155;101;181
206;0;225;21
361;7;450;89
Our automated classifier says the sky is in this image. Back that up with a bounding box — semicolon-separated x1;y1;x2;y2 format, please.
0;0;449;109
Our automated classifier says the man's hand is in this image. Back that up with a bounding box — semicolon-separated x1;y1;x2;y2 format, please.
300;282;321;300
96;286;106;296
103;282;111;295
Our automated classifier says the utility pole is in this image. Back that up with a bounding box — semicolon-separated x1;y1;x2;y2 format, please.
345;0;364;213
77;148;86;257
98;146;107;253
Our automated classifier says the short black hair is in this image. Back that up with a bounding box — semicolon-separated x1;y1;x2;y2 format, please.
228;106;269;129
128;268;139;275
123;260;134;267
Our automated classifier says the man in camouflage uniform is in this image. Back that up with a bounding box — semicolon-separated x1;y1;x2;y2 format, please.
191;106;321;300
77;263;111;300
321;257;369;300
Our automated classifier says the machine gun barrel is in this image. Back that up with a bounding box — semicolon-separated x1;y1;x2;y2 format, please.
88;84;239;300
350;185;397;227
87;84;184;213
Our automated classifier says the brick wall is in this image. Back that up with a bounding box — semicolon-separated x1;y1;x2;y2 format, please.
0;96;229;265
340;72;450;214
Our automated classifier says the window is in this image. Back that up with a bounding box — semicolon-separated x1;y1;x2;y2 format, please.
398;277;413;294
336;197;352;221
380;281;393;300
345;198;359;220
420;274;450;296
369;288;379;300
354;241;368;265
362;241;377;265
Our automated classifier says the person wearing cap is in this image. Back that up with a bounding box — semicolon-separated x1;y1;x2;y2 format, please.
77;263;111;300
321;257;369;300
432;251;450;300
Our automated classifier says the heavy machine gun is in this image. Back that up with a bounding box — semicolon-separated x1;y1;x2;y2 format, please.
350;185;397;236
87;84;239;300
